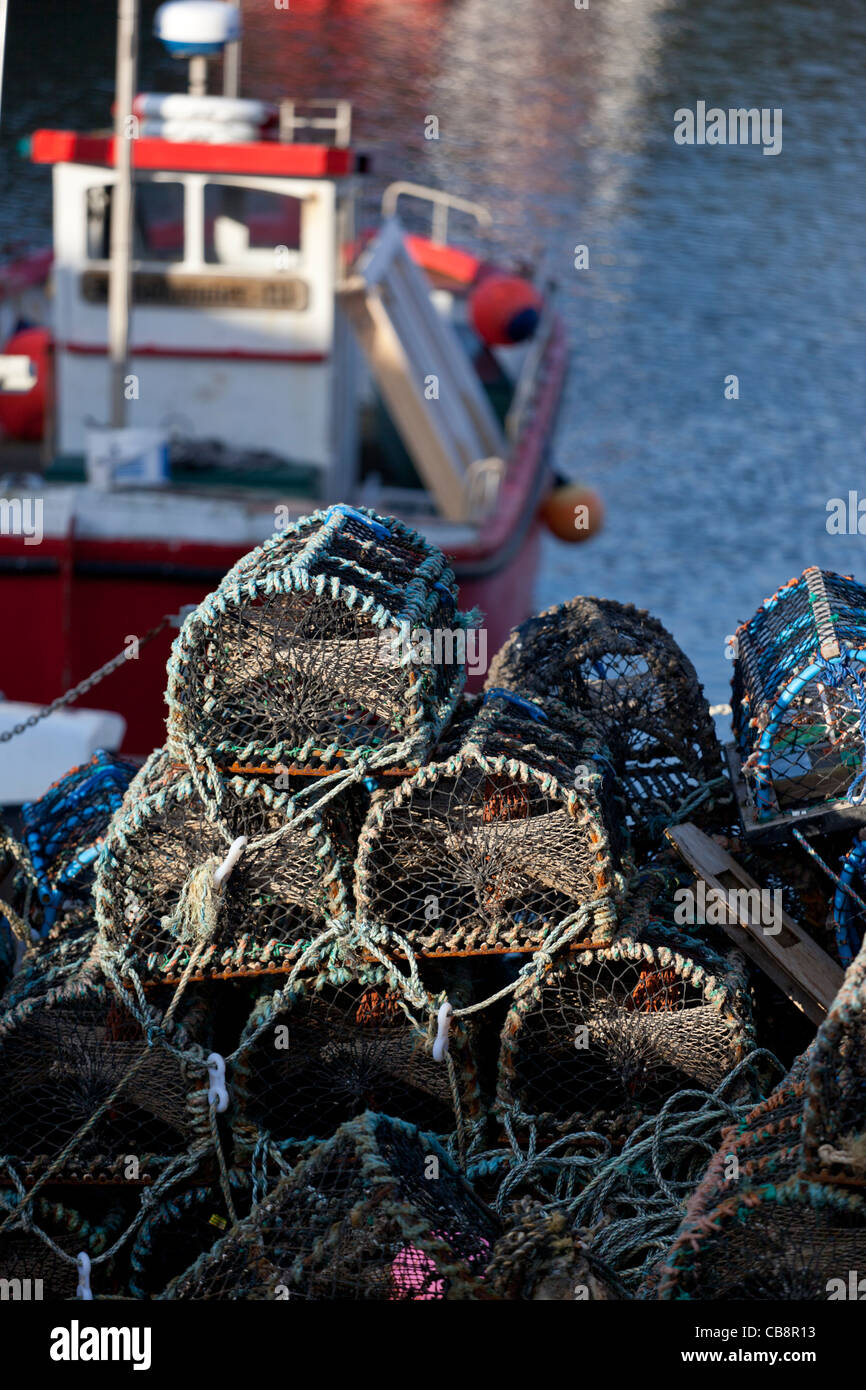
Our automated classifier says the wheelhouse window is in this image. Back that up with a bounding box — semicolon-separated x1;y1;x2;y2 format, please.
86;180;185;262
203;184;303;266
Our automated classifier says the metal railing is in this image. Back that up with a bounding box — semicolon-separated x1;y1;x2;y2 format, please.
279;99;353;148
380;182;492;247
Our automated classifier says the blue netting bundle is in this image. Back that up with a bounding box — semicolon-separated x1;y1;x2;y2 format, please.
19;749;138;932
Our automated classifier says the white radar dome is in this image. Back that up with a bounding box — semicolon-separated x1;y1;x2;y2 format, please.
155;2;242;59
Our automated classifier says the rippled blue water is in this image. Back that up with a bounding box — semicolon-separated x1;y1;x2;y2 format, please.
2;0;865;711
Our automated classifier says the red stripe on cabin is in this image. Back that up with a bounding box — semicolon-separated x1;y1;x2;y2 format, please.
58;342;328;363
30;130;356;177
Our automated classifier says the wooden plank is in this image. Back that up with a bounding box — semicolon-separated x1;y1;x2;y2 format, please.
338;282;469;521
725;741;866;845
338;219;506;523
665;821;844;1024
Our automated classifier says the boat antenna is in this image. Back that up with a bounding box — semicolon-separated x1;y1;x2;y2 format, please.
107;0;140;429
0;0;8;131
223;0;241;98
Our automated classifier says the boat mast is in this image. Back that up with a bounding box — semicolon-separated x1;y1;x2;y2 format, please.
108;0;140;429
223;0;241;98
0;0;8;129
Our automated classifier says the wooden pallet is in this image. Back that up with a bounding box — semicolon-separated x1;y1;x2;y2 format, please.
725;741;866;845
666;822;843;1024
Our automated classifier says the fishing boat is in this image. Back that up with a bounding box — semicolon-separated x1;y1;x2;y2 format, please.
0;0;591;767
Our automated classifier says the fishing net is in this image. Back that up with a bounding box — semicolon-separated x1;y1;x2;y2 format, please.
486;596;728;850
128;1172;251;1299
0;1192;128;1301
164;504;467;774
230;941;482;1166
163;1113;499;1300
355;690;624;956
495;888;755;1149
95;750;354;983
0;929;212;1184
731;567;866;821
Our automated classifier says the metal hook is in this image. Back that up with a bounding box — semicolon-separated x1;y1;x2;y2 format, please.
432;1001;452;1062
206;1052;229;1113
76;1251;93;1300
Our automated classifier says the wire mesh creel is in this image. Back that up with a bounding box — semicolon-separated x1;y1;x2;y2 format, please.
731;568;866;821
162;1113;500;1300
229;942;483;1165
655;939;866;1299
164;504;468;774
801;931;866;1183
355;690;625;956
485;595;727;846
0;929;212;1184
95;749;350;984
495;894;755;1148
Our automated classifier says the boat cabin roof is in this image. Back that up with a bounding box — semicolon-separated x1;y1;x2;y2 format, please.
30;129;365;179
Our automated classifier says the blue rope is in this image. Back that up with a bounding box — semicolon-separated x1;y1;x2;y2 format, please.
483;688;548;722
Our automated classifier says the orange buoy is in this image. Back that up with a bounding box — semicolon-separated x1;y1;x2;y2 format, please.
0;326;52;441
469;273;543;346
540;482;604;542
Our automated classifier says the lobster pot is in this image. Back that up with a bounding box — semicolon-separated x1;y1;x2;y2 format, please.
495;922;754;1146
486;596;726;847
660;1057;813;1250
656;1178;866;1300
165;505;465;773
0;1194;126;1300
732;568;866;821
20;750;139;934
129;1174;251;1299
164;1113;499;1301
230;945;481;1162
0;933;211;1183
0;925;98;1014
355;692;624;956
802;932;866;1179
95;757;352;983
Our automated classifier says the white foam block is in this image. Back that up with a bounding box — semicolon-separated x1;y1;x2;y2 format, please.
0;704;126;805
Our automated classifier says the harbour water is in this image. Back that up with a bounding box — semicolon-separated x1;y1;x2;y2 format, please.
2;0;865;709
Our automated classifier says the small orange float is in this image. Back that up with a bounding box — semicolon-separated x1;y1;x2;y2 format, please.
540;481;604;542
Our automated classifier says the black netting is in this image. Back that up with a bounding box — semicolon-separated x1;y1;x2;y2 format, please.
486;595;727;850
